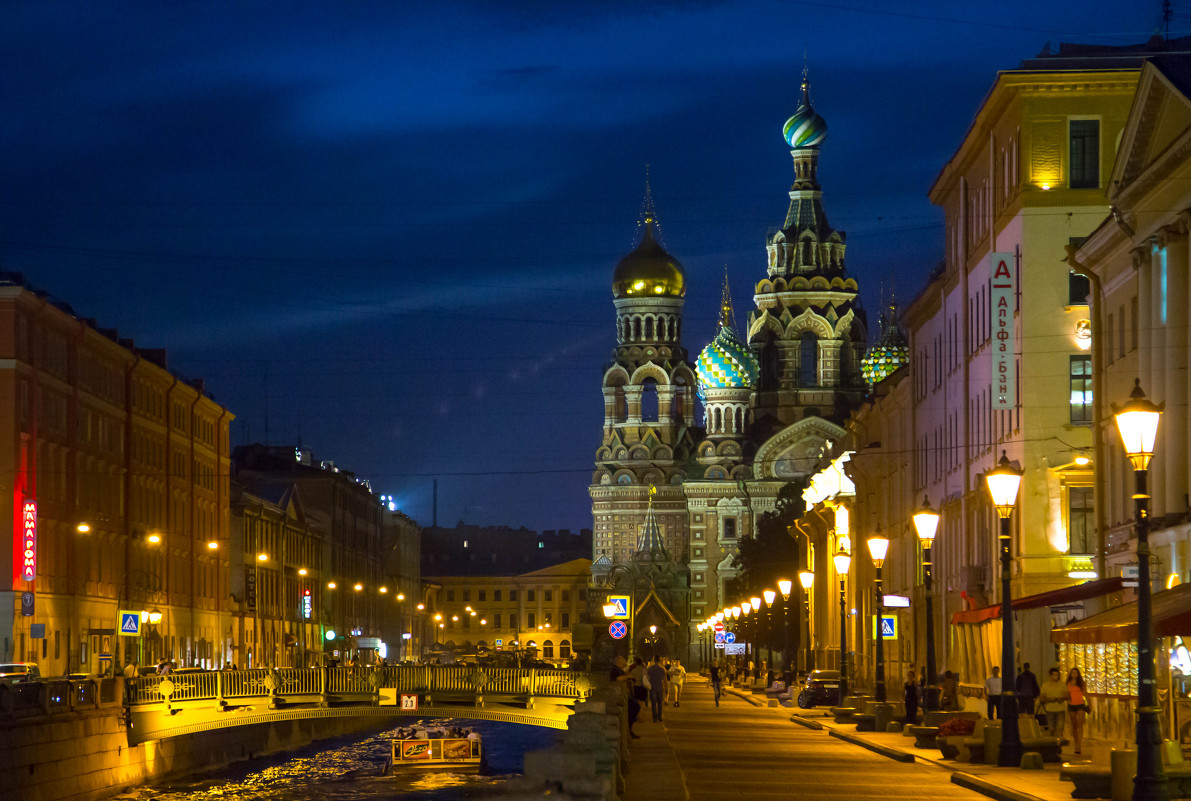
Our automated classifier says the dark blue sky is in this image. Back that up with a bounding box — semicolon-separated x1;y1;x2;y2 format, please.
0;1;1173;531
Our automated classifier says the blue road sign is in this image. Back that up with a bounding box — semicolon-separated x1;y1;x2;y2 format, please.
609;621;628;640
714;631;725;643
119;611;141;636
724;632;736;644
606;596;630;619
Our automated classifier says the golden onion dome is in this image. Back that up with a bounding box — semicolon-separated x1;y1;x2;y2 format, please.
611;223;686;299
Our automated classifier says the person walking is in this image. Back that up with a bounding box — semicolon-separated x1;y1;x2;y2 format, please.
646;656;668;723
940;670;959;710
1067;667;1088;755
984;666;1002;719
609;656;641;739
709;660;722;707
1015;662;1040;719
1039;666;1068;741
903;669;919;725
122;659;138;679
668;658;686;707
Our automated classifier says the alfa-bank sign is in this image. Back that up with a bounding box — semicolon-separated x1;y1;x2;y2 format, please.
16;500;36;583
991;252;1016;410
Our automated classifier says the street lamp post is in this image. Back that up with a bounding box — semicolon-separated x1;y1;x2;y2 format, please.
799;571;814;673
749;597;762;680
913;497;941;712
731;605;741;676
833;547;851;706
1115;379;1168;801
763;589;776;675
742;601;753;679
867;536;890;722
985;450;1024;768
778;579;792;678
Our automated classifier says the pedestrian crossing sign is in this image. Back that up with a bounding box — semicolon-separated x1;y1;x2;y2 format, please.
118;610;141;637
606;595;630;619
872;614;898;640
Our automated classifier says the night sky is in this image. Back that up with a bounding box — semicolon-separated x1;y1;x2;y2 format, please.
0;1;1174;531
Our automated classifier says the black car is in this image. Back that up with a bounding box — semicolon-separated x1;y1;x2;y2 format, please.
796;669;842;708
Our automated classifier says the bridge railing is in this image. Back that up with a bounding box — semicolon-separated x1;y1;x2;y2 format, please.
124;666;591;708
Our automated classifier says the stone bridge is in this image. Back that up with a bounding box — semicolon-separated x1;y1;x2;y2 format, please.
125;665;594;744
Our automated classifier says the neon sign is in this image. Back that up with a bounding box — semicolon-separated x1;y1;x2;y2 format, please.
302;589;312;619
20;500;36;582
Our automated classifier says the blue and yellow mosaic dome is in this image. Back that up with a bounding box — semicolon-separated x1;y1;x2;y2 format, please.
783;79;828;149
861;303;910;386
696;324;760;400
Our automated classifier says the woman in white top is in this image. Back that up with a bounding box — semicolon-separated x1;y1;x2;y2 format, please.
668;659;686;707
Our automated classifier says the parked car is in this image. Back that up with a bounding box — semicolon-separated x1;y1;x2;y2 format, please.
0;663;41;683
796;669;842;708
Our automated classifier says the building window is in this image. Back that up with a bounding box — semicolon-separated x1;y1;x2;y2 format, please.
1070;356;1092;424
508;613;517;629
528;590;536;602
545;612;553;627
1070;120;1099;189
561;590;569;602
494;590;502;602
446;590;454;602
723;518;737;539
561;612;570;628
509;590;518;601
478;590;486;602
493;613;501;629
463;590;470;602
545;590;552;602
528;612;536;628
1068;486;1094;554
1068;271;1090;306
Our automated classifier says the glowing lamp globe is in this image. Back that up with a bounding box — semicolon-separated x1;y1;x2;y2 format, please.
1115;379;1163;471
913;496;940;543
833;548;851;575
763;589;776;606
867;536;890;568
984;451;1024;519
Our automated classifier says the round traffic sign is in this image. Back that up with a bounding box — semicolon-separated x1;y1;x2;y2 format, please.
725;632;736;644
609;621;628;639
713;622;724;632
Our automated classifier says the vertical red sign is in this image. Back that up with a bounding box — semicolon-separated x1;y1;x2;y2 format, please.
19;500;36;583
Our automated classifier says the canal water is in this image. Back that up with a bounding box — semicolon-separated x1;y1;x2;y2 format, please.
113;719;559;800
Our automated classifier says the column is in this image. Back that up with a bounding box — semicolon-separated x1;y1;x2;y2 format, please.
624;386;643;424
1165;224;1188;516
1150;239;1168;516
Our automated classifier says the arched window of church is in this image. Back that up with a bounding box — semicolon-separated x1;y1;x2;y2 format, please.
672;383;685;420
803;240;814;267
713;407;723;433
760;342;779;389
614;386;627;422
644;317;655;341
800;334;818;387
640;378;659;422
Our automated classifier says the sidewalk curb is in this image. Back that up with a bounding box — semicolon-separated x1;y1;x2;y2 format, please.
829;729;915;763
951;771;1046;801
789;714;823;730
723;686;764;707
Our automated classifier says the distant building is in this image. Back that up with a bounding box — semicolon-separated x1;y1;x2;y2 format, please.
381;498;421;662
229;482;326;668
421;524;592;662
0;271;233;674
232;444;404;665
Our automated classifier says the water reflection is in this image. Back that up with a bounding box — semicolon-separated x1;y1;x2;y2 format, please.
114;719;557;800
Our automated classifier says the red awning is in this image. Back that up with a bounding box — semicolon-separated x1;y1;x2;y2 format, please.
950;577;1124;625
1051;582;1191;644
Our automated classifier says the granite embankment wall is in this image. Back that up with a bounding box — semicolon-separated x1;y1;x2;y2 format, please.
0;702;389;801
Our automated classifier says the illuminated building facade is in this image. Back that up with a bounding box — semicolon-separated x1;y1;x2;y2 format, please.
591;73;869;662
0;274;233;674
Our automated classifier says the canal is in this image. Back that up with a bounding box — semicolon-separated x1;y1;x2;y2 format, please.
113;718;560;800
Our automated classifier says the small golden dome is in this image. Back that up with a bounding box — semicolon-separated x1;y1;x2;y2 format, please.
611;223;686;299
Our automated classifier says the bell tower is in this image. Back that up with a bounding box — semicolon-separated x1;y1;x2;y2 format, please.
590;181;697;570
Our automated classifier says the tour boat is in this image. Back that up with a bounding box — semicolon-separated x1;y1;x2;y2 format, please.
384;725;485;774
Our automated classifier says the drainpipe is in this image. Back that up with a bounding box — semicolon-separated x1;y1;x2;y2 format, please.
1064;243;1108;581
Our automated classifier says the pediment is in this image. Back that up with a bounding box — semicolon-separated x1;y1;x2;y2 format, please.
752;416;847;480
1114;59;1191;204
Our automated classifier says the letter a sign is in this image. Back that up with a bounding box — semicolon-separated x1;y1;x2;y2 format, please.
990;253;1016;410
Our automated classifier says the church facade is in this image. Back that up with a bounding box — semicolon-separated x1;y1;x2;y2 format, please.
590;76;872;662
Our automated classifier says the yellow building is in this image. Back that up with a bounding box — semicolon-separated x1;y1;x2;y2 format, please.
424;558;591;664
0;277;233;674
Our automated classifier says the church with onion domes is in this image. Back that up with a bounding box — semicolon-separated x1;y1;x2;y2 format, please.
590;72;894;663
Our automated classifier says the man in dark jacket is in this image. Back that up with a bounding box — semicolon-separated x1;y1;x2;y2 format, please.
1016;663;1041;716
646;656;669;722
